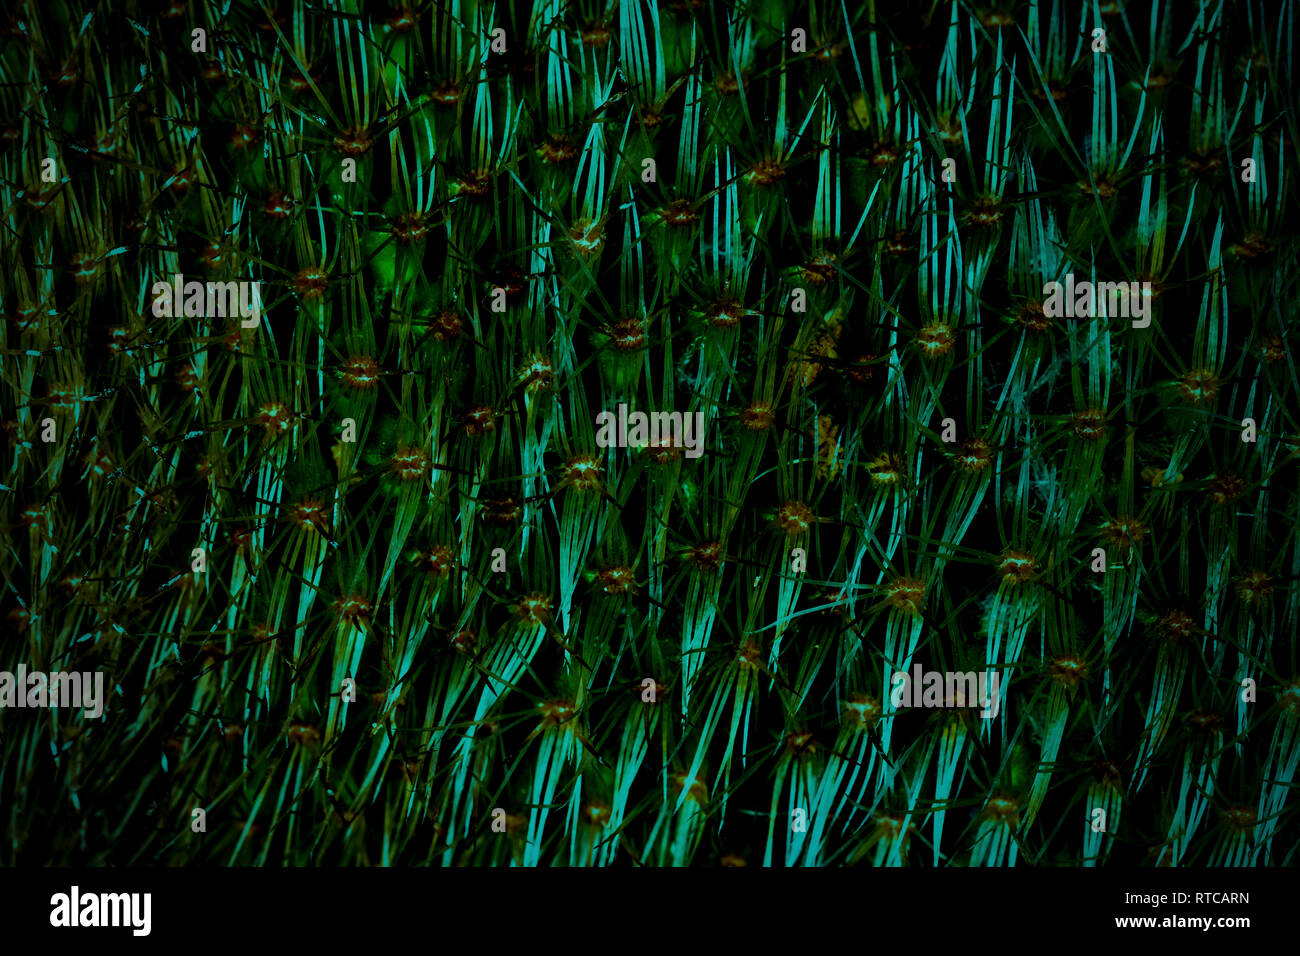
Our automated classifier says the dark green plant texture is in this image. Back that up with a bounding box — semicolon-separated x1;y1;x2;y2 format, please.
2;0;1298;866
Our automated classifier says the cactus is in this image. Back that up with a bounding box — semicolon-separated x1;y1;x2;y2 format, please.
1;0;1297;867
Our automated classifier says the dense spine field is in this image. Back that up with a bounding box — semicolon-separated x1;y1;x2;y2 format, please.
1;0;1298;866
